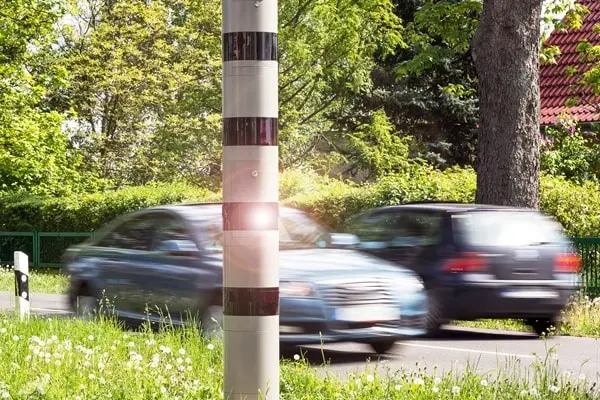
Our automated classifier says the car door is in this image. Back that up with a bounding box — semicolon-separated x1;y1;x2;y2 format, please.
144;213;220;324
351;210;444;270
92;213;158;316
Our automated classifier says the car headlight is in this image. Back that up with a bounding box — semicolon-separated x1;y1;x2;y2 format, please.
280;281;315;298
395;275;424;294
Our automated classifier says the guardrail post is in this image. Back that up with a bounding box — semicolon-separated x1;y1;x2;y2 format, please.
14;251;30;320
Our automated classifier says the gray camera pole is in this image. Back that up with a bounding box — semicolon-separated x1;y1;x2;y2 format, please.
221;0;279;399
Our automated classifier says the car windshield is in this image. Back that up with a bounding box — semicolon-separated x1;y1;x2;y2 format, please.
201;210;330;251
454;211;567;247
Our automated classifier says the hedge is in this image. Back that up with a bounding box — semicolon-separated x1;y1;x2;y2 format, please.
0;167;599;238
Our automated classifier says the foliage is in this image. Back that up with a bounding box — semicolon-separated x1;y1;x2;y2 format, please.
0;0;99;196
53;0;404;186
541;115;600;183
0;314;594;399
0;183;217;232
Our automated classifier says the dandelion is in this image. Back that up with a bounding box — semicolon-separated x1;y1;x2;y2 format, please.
88;373;96;380
127;342;135;348
186;366;192;371
146;339;156;346
293;354;300;361
185;357;191;364
207;343;215;351
394;384;402;391
178;348;185;355
550;385;559;393
166;364;173;371
55;360;61;367
208;368;215;374
98;362;105;370
159;345;171;354
12;335;19;341
75;397;81;400
88;335;94;341
0;328;6;334
452;386;460;394
160;387;167;394
113;340;120;345
99;377;106;385
110;346;116;351
366;374;374;382
176;358;183;365
434;377;441;385
1;392;8;399
481;379;488;387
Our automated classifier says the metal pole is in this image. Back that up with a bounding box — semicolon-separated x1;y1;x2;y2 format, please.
222;0;279;399
14;251;30;320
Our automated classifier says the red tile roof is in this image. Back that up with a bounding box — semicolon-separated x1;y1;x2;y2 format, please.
540;0;600;124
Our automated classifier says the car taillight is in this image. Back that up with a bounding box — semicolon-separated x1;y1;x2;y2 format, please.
554;253;582;273
443;252;488;273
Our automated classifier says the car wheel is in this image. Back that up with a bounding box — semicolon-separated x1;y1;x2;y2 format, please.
369;340;397;354
424;289;442;337
201;305;223;338
527;318;559;337
74;285;100;319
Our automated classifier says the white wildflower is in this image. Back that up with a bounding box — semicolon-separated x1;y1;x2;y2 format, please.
12;335;19;341
0;328;6;334
208;368;214;374
550;385;559;393
293;354;300;361
166;364;173;371
432;387;439;393
434;377;441;385
176;358;183;365
452;386;460;394
160;387;167;394
414;378;424;385
178;348;185;355
394;384;402;390
127;342;135;348
366;374;374;382
87;335;94;341
1;392;8;399
481;379;488;387
110;346;116;351
185;357;191;364
207;343;214;351
88;373;96;380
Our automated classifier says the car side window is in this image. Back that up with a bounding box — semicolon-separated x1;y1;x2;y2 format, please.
353;211;442;249
96;215;157;251
151;216;198;252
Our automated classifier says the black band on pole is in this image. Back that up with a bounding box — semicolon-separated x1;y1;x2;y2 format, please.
223;32;278;62
223;202;279;231
223;117;278;146
14;270;29;300
223;287;279;316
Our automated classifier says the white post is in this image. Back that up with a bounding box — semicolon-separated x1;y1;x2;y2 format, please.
222;0;280;399
14;251;30;320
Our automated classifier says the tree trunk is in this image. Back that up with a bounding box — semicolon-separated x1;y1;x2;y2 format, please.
472;0;543;208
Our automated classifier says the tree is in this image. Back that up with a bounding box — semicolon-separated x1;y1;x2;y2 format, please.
0;0;95;196
472;0;545;208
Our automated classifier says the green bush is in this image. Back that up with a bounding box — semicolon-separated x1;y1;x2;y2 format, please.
1;167;599;239
0;183;218;232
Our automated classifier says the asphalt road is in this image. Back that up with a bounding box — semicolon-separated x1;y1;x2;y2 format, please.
1;292;599;382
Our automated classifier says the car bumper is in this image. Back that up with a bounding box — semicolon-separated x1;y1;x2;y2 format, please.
447;277;578;319
279;317;426;344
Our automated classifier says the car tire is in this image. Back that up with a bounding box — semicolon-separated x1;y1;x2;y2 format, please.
369;340;397;354
74;285;100;319
200;305;223;338
424;289;442;337
527;318;559;337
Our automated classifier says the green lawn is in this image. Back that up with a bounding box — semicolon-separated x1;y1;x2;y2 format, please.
0;267;69;294
0;314;594;399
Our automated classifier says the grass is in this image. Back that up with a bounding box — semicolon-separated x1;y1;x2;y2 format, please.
0;266;69;294
458;294;600;338
0;313;595;399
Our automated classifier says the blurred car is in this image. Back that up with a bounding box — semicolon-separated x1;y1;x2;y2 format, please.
346;202;582;337
63;203;427;354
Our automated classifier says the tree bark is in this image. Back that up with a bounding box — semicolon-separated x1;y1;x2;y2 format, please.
472;0;543;208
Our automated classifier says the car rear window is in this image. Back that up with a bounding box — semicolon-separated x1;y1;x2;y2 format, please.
453;211;567;247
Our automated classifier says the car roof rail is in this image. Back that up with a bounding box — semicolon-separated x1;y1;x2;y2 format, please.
400;200;467;205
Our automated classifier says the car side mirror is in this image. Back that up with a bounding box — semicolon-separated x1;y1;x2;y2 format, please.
329;233;360;249
157;239;200;257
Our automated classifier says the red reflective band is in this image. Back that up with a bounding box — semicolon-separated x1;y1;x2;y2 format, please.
443;252;488;273
554;253;582;273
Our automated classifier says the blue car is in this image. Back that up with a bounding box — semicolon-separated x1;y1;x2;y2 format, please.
63;203;427;353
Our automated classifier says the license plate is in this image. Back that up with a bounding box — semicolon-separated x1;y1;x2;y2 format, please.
501;289;559;299
334;305;400;322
